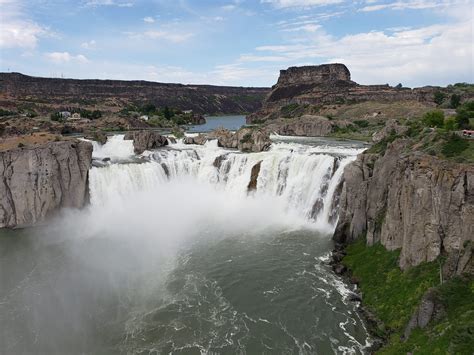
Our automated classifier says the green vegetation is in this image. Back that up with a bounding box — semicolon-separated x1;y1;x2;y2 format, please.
366;130;397;155
422;110;444;128
353;119;370;128
441;134;469;157
343;239;439;333
450;94;461;109
433;91;446;106
240;132;253;144
280;103;300;117
343;238;474;354
379;275;474;354
0;108;15;116
455;100;474;129
50;112;63;121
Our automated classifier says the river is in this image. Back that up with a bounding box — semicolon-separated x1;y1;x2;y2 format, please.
0;135;371;354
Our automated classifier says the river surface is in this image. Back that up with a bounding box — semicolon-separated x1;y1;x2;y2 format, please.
188;115;246;132
0;135;371;354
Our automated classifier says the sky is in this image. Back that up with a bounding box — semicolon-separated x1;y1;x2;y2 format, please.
0;0;473;87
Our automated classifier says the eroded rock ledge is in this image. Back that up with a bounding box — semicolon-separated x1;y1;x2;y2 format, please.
334;140;474;276
184;127;271;153
0;140;93;228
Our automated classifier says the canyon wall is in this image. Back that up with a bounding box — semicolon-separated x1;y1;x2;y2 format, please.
334;141;474;275
0;72;269;115
0;140;93;228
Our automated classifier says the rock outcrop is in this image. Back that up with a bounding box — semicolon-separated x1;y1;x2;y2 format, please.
183;127;271;152
124;130;168;154
264;115;333;136
334;141;474;275
403;288;445;340
0;140;93;228
247;63;471;125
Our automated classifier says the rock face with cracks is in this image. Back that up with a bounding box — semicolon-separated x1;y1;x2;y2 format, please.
0;140;93;228
334;140;474;276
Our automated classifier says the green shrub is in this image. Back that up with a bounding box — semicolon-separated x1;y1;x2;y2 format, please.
422;110;445;128
450;94;461;109
444;117;457;131
280;103;299;116
240;132;253;144
441;134;469;157
456;101;474;129
354;120;370;128
434;91;446;105
0;108;15;116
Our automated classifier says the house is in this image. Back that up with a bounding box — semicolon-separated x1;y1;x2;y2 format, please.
183;110;193;114
140;115;149;121
68;113;81;120
59;111;71;118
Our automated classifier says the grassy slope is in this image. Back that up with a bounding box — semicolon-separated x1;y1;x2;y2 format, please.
343;239;474;354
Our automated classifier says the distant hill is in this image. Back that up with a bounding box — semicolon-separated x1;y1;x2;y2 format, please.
0;72;270;115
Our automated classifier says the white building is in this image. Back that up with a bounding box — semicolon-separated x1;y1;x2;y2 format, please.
140;115;149;121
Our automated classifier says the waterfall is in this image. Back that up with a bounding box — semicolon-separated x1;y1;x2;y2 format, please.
89;135;364;233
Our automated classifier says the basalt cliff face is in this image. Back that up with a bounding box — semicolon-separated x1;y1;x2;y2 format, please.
248;63;464;125
334;141;474;276
0;140;93;228
0;72;269;115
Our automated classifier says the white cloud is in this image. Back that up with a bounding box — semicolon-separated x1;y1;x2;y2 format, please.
261;0;344;8
85;0;134;7
0;0;49;48
126;30;194;43
81;40;97;49
360;0;454;12
143;16;155;23
253;18;474;86
45;52;90;64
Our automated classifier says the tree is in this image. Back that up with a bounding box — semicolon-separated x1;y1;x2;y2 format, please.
395;83;403;89
444;117;457;131
450;94;461;109
455;101;474;129
433;91;446;106
163;106;173;120
422;110;445;128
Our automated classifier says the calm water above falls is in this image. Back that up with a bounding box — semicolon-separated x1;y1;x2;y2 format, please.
0;135;371;354
187;115;246;132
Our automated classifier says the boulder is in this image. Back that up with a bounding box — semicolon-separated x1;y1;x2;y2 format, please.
183;135;208;145
124;130;168;154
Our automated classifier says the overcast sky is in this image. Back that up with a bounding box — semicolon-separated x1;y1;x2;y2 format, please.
0;0;473;87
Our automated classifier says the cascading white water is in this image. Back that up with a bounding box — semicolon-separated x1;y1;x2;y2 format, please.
89;135;364;233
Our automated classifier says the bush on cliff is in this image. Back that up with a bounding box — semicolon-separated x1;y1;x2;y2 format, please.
441;134;469;157
422;110;444;128
456;100;474;129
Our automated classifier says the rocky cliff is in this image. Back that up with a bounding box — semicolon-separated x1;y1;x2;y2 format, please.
0;140;93;228
248;63;469;125
0;72;269;115
334;140;474;276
